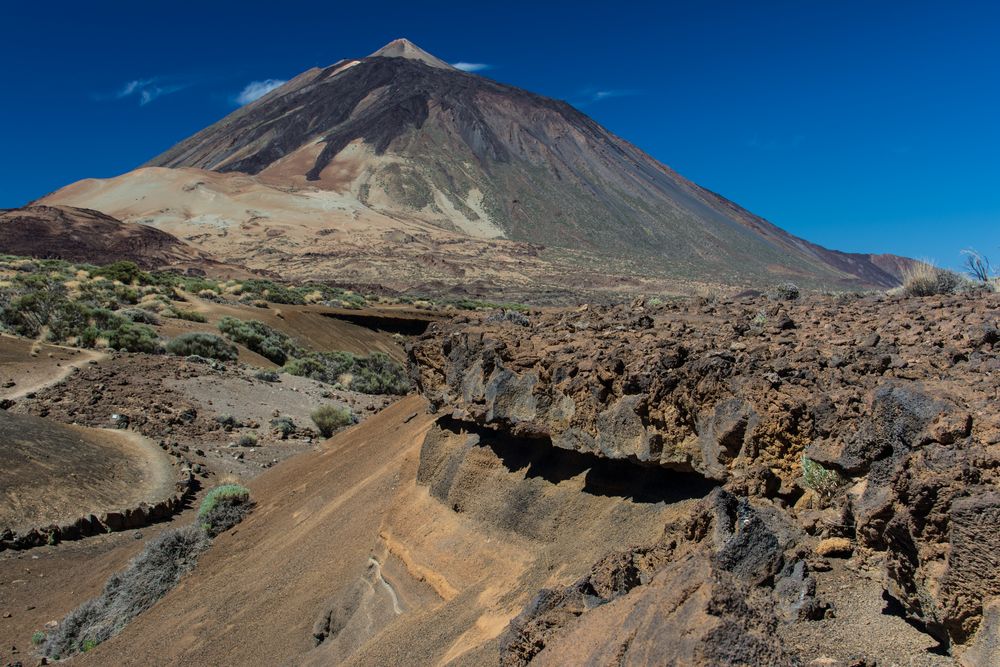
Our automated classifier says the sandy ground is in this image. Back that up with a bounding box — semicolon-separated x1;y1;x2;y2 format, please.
0;509;197;665
157;294;410;364
49;394;693;666
0;412;174;532
0;335;105;401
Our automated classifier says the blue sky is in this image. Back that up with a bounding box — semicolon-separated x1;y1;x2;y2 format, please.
1;0;997;267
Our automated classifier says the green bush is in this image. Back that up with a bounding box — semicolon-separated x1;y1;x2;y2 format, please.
90;261;146;285
239;279;305;305
254;369;280;382
218;316;300;365
166;333;237;361
270;416;295;439
31;631;45;646
236;432;258;447
165;308;208;323
311;404;355;437
284;351;409;395
119;308;161;325
801;456;844;499
198;485;253;537
105;322;162;353
901;263;963;297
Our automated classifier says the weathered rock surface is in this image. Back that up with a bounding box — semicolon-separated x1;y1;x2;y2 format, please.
499;490;808;666
411;291;1000;659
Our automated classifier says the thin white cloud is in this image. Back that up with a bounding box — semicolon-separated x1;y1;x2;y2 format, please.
235;79;287;105
108;77;185;105
452;62;490;72
116;79;152;98
590;89;637;102
573;88;640;108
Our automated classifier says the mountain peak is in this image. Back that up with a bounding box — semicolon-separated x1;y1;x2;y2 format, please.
368;38;454;70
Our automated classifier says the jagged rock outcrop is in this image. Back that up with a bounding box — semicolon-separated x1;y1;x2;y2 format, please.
499;490;810;666
410;290;1000;659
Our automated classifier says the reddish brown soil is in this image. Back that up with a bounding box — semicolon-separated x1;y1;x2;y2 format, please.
0;205;248;277
0;412;173;532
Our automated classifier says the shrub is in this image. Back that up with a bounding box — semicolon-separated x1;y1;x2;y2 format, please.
91;261;149;285
43;524;209;658
254;369;280;382
311;404;355;437
801;455;844;499
285;351;409;395
198;485;252;537
962;249;998;290
165;308;208;323
215;414;238;430
218;316;300;365
901;262;963;297
31;631;45;646
236;432;258;447
166;333;237;361
768;282;800;300
105;322;162;354
239;279;305;305
119;308;161;325
270;416;295;439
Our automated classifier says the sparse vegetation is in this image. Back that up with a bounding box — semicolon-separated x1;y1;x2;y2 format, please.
164;307;208;323
236;432;258;447
801;455;844;499
310;404;355;437
218;316;300;365
254;369;281;382
31;631;46;646
962;249;998;288
900;261;964;297
42;524;210;659
165;333;238;361
450;298;529;313
270;416;295;439
284;351;410;394
768;282;800;300
43;482;253;658
198;484;253;537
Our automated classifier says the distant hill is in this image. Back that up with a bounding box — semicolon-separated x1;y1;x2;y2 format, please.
0;205;246;276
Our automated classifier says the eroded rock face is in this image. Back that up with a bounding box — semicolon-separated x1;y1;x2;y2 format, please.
498;490;808;666
411;294;998;484
410;292;1000;657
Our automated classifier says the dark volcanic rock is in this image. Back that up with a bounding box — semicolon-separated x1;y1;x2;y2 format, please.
413;291;1000;658
499;490;808;666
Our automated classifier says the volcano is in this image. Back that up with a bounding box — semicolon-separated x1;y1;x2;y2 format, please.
43;39;911;297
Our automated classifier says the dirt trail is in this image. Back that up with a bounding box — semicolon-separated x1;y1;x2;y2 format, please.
0;335;105;401
0;412;175;532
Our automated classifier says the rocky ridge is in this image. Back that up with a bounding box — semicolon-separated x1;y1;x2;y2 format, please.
409;290;1000;663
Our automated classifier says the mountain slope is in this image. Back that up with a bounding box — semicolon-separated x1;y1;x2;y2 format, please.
44;40;910;293
0;205;245;275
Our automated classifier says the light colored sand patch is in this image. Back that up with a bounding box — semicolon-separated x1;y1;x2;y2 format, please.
0;335;106;401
